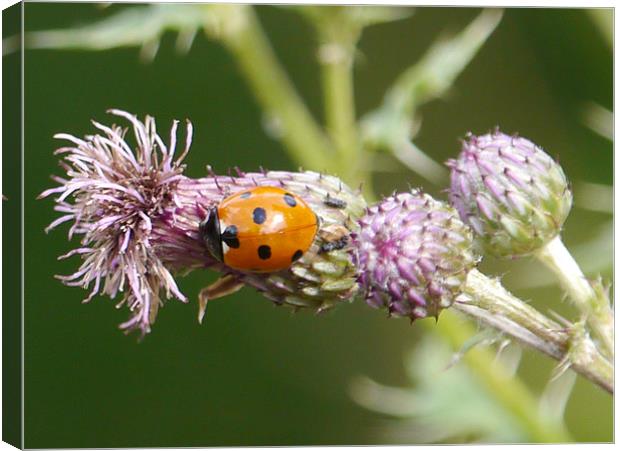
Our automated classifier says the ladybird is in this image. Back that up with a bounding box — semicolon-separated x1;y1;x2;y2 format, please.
200;186;319;272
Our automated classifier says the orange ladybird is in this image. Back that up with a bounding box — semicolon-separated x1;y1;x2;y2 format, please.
200;186;319;272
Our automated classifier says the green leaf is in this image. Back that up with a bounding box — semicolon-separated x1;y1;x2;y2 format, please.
539;369;577;425
587;9;612;48
285;5;413;31
384;8;503;113
23;4;207;60
360;9;502;184
581;102;613;141
350;335;527;443
343;6;415;28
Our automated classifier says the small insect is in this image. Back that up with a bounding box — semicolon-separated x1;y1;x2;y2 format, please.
318;224;350;253
200;186;319;272
323;194;347;209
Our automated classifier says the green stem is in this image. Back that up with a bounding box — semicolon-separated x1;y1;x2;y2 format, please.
392;139;448;186
319;40;360;184
455;269;613;394
429;311;573;443
536;236;614;360
207;5;335;172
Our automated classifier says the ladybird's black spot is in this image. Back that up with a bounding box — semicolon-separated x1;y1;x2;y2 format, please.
258;245;271;260
284;193;297;207
240;191;251;199
291;249;303;262
253;207;267;224
324;195;347;209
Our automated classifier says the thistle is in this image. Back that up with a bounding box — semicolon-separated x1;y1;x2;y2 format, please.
40;110;366;337
447;129;613;360
39;110;194;335
352;190;611;392
40;111;612;393
447;130;572;258
354;191;479;320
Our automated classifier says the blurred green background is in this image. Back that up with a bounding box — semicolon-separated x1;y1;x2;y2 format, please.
16;3;612;447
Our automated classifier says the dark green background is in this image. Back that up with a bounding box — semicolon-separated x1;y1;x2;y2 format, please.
3;4;23;448
19;4;612;447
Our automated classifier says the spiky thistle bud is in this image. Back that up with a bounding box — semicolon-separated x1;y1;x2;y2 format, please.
354;191;479;320
40;110;366;337
447;130;572;258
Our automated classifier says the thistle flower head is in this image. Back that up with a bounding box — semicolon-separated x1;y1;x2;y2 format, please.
354;191;478;320
40;109;195;336
447;130;572;258
41;110;366;336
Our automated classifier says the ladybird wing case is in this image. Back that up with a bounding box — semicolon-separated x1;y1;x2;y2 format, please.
222;228;315;272
217;186;318;272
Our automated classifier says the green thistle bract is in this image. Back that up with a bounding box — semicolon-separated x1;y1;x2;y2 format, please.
448;130;572;258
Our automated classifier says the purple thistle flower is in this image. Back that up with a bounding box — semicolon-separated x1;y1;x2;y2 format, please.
39;110;197;336
354;191;479;320
41;110;366;337
447;130;572;258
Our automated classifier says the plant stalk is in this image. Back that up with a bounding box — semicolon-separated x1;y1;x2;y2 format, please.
535;236;613;359
454;269;613;393
319;41;360;183
206;5;335;173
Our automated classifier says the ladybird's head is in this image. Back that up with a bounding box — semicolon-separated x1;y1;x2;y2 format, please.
200;207;224;263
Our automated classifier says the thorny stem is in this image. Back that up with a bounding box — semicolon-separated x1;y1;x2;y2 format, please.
430;312;572;443
205;5;335;173
454;269;613;393
535;236;614;360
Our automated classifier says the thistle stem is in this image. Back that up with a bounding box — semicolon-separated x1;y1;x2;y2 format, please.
392;139;448;186
454;269;613;394
319;40;360;184
535;236;614;359
429;312;573;443
208;5;335;172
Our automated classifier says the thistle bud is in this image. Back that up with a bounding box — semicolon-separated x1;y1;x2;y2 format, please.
447;130;572;258
41;110;366;336
354;191;478;320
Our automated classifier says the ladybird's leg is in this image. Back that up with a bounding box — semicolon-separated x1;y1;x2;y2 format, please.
197;275;245;323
